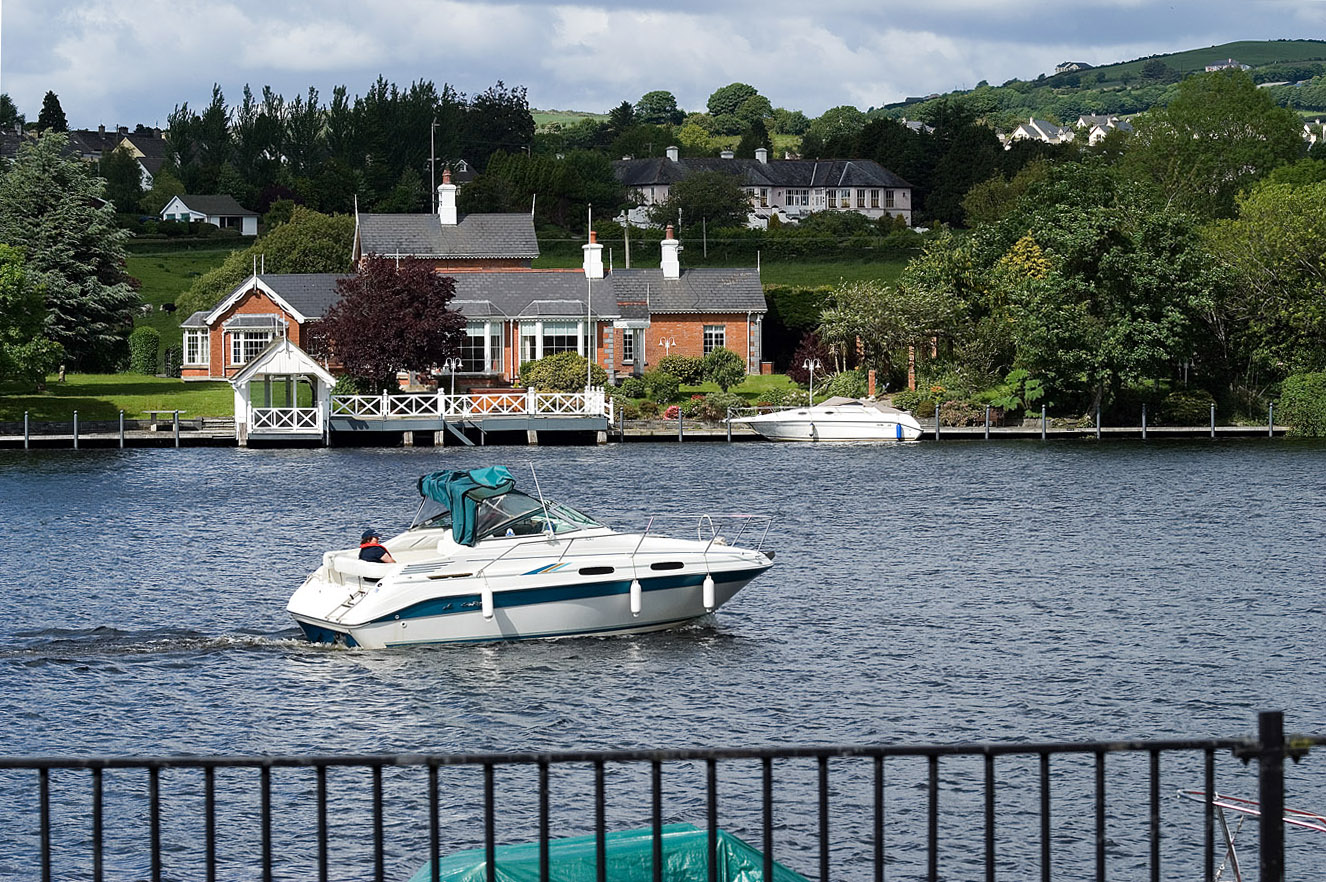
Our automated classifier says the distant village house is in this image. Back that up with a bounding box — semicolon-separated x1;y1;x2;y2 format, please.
160;194;259;236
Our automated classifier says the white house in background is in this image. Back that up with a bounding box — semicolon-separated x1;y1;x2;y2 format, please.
1205;58;1251;72
1005;118;1075;148
1305;120;1325;147
1075;114;1135;145
1055;61;1093;74
614;146;914;228
161;194;259;236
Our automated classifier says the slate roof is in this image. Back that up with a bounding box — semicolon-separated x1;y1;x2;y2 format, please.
614;157;912;191
356;213;539;260
177;194;259;217
447;272;618;319
67;128;122;158
261;273;349;318
609;268;765;315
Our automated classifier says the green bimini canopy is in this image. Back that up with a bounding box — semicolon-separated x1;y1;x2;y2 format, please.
408;823;812;882
417;466;517;547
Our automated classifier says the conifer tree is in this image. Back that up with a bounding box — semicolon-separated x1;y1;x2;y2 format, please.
0;132;141;370
36;91;68;133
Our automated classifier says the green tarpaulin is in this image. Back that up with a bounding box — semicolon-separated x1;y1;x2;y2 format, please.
407;823;812;882
417;466;516;547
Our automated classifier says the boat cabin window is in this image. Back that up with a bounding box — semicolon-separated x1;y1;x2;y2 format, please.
475;492;602;540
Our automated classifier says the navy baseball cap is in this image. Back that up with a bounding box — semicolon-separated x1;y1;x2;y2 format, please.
361;529;380;542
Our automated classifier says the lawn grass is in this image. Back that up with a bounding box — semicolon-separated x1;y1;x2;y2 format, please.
126;245;245;350
0;374;234;421
680;373;799;401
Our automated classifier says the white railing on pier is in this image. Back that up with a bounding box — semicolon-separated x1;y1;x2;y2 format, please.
250;407;321;433
329;389;612;422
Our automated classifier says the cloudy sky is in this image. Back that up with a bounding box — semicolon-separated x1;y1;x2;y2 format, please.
2;0;1324;128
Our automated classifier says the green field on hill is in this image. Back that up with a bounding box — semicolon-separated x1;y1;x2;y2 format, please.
1092;39;1326;80
126;245;245;350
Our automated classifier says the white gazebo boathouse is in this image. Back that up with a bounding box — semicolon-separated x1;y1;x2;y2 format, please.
230;338;336;446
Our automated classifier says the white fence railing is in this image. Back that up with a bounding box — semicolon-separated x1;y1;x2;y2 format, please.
329;389;612;422
250;407;321;433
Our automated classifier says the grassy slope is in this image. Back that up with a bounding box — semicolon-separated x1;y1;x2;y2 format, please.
126;245;244;350
1093;40;1326;81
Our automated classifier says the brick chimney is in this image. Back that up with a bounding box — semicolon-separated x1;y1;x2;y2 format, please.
437;168;458;226
666;145;679;161
661;225;681;280
582;230;604;280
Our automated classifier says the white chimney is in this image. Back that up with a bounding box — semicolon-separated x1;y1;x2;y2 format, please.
661;225;681;280
437;168;458;226
666;145;679;161
720;149;735;160
582;230;604;280
755;147;768;164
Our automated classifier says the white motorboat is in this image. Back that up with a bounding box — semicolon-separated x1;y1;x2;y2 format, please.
730;396;923;442
287;466;774;648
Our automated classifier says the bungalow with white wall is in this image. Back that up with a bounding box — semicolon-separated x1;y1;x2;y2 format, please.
161;194;259;236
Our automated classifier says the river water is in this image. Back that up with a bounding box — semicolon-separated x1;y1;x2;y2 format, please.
1;440;1324;880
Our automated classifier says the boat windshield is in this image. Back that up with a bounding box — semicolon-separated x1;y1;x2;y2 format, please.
473;491;603;540
409;497;454;531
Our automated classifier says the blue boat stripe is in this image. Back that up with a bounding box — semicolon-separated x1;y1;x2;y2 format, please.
369;568;768;625
382;614;706;646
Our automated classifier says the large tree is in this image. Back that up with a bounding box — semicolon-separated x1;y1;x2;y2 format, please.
706;83;760;118
308;257;466;387
1121;70;1305;218
464;81;535;171
635;90;684;126
176;206;355;316
0;133;141;370
36;91;67;133
0;245;63;389
99;146;145;213
0;94;23;130
648;170;750;229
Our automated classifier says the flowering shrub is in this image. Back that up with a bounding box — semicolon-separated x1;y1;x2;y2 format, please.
663;404;681;420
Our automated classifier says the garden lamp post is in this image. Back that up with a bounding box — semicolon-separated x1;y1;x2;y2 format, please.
658;337;677;357
804;358;822;404
443;357;463;399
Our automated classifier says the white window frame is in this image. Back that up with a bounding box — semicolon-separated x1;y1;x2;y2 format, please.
885;189;895;208
703;324;726;356
622;330;635;364
519;320;586;364
183;329;209;366
230;330;274;366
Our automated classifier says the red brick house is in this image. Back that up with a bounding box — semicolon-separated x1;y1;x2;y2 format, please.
181;185;766;383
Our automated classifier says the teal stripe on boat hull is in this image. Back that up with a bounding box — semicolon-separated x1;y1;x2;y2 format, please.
370;568;768;625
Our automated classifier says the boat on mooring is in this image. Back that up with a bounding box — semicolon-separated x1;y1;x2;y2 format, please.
729;396;923;442
287;466;774;648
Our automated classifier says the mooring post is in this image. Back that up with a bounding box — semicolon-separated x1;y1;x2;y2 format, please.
1095;407;1101;440
984;405;990;440
1268;402;1274;437
1258;710;1286;882
1210;403;1216;439
1142;403;1147;441
24;411;29;449
119;410;125;448
73;410;79;449
934;402;940;441
173;410;180;448
677;406;683;443
726;408;732;443
1041;404;1046;441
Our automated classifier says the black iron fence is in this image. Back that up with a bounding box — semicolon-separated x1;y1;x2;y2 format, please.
1;711;1320;882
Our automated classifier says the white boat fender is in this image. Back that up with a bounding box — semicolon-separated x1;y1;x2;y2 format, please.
702;573;715;611
629;579;642;616
481;582;494;620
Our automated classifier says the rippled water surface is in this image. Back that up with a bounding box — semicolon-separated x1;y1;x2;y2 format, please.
2;440;1324;880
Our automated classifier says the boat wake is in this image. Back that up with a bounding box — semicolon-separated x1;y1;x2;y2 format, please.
2;626;308;659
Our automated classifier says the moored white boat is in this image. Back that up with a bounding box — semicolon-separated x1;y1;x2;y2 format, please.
287;466;774;648
729;396;923;442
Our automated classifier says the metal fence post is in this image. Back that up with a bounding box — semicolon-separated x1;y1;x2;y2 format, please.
984;405;990;440
1041;404;1046;441
1095;407;1101;441
726;408;732;443
677;406;683;443
119;410;125;448
934;403;940;441
1210;403;1216;438
173;410;180;448
1259;710;1285;882
73;410;79;449
1268;402;1274;437
24;411;29;449
1141;403;1147;441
